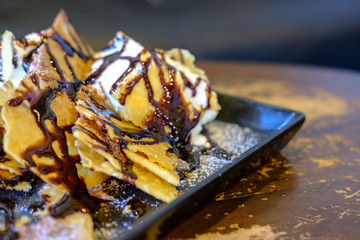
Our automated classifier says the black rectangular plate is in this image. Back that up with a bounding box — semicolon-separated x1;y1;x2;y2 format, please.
121;92;306;239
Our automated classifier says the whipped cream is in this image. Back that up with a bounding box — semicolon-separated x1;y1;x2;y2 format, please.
0;31;41;89
163;49;220;146
91;32;144;113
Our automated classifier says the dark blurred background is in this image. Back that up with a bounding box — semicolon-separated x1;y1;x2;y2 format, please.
1;0;360;70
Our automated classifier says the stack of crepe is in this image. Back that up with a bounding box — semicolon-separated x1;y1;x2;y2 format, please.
0;10;220;239
0;10;100;239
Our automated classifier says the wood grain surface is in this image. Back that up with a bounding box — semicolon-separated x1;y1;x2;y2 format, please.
160;62;360;240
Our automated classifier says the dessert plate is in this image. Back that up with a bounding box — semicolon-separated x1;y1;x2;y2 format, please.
0;92;305;239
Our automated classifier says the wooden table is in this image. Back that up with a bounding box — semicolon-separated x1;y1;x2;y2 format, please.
161;62;360;240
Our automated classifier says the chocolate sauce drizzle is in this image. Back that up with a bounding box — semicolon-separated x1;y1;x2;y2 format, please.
6;22;92;195
57;13;93;59
0;58;3;82
85;34;228;179
24;88;81;193
0;199;18;240
22;47;39;73
0;169;34;188
77;93;166;181
12;42;18;70
0;27;141;234
88;35;213;147
0;144;35;188
176;137;236;178
0;26;230;239
82;93;162;143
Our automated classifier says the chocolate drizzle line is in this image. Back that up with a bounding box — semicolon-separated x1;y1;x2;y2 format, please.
77;93;168;181
1;27;229;238
73;125;111;154
11;41;18;69
7;79;81;193
22;47;37;73
0;14;115;236
46;34;85;100
0;58;3;82
47;191;103;222
145;50;202;146
53;32;90;62
0;199;18;240
82;93;161;143
6;22;93;195
0;169;34;188
23;88;81;193
88;36;209;147
0;199;15;224
84;34;228;181
60;13;93;58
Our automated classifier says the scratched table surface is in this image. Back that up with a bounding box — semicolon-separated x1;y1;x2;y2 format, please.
160;62;360;240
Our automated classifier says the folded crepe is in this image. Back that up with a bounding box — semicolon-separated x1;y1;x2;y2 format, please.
1;10;109;195
0;10;102;238
88;32;221;146
73;85;180;202
0;30;39;191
